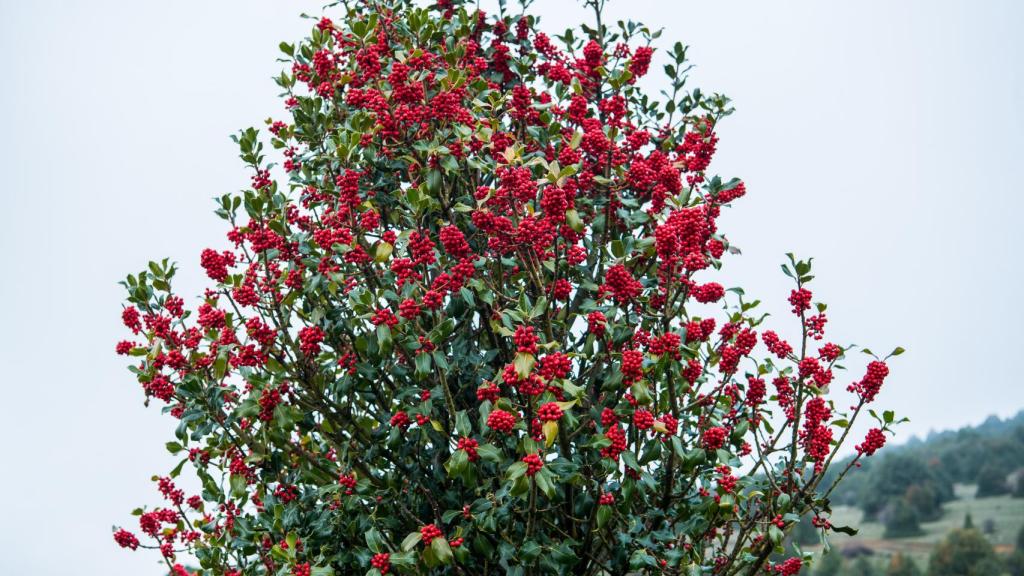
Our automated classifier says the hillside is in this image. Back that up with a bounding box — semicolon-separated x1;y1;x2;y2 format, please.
825;410;1024;510
821;485;1024;569
801;410;1024;574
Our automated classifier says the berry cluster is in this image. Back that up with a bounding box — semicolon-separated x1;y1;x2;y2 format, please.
457;437;480;461
370;552;391;574
856;427;887;456
486;409;516;434
522;453;544;476
536;402;563;422
420;524;443;546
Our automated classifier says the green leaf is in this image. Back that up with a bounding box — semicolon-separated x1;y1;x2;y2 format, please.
520;540;542;562
686;448;706;465
597;505;612;528
446;449;469;478
415;352;432;378
365;528;384;553
630;381;652;405
376;324;392;355
389;551;417;568
168;458;186;479
431;537;454;564
230;473;247;499
535;468;556;498
530;296;548;319
427;170;442;195
510;474;530;498
455;410;472;437
629;550;658;570
401;531;423;551
213;353;228;380
476;443;502;463
506;461;529;481
621;450;640;471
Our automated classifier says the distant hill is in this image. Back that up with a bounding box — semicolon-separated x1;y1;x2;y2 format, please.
919;410;1024;444
824;409;1024;519
801;410;1024;575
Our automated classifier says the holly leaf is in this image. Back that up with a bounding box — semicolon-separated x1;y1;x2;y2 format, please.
401;531;423;551
514;352;535;379
543;420;559;448
431;538;454;564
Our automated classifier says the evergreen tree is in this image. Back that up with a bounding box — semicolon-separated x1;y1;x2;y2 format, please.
1007;551;1024;576
886;554;921;576
885;498;923;538
927;529;1001;576
844;556;876;576
975;463;1009;497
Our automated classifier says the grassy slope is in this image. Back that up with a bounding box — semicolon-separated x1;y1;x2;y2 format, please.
812;484;1024;568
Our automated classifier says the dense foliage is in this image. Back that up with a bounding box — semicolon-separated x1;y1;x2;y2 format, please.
927;529;1002;576
112;1;901;574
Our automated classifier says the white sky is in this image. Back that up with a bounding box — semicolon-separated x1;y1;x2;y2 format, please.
1;1;1022;574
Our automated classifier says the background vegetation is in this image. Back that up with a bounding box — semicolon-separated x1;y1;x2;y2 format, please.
793;411;1024;575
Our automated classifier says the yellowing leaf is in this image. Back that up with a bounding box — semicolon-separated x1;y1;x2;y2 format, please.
543;420;559;448
374;241;393;262
513;352;535;379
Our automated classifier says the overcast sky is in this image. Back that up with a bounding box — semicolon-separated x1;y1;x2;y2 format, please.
1;1;1022;574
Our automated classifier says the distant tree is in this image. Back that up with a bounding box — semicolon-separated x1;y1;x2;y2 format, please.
981;518;996;535
864;455;946;521
1007;551;1024;576
1014;471;1024;499
1018;524;1024;551
975;462;1009;497
962;512;974;530
886;554;921;576
817;551;844;576
904;483;941;522
927;529;1001;576
844;556;877;576
827;414;1024;512
923;460;956;504
885;498;923;538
